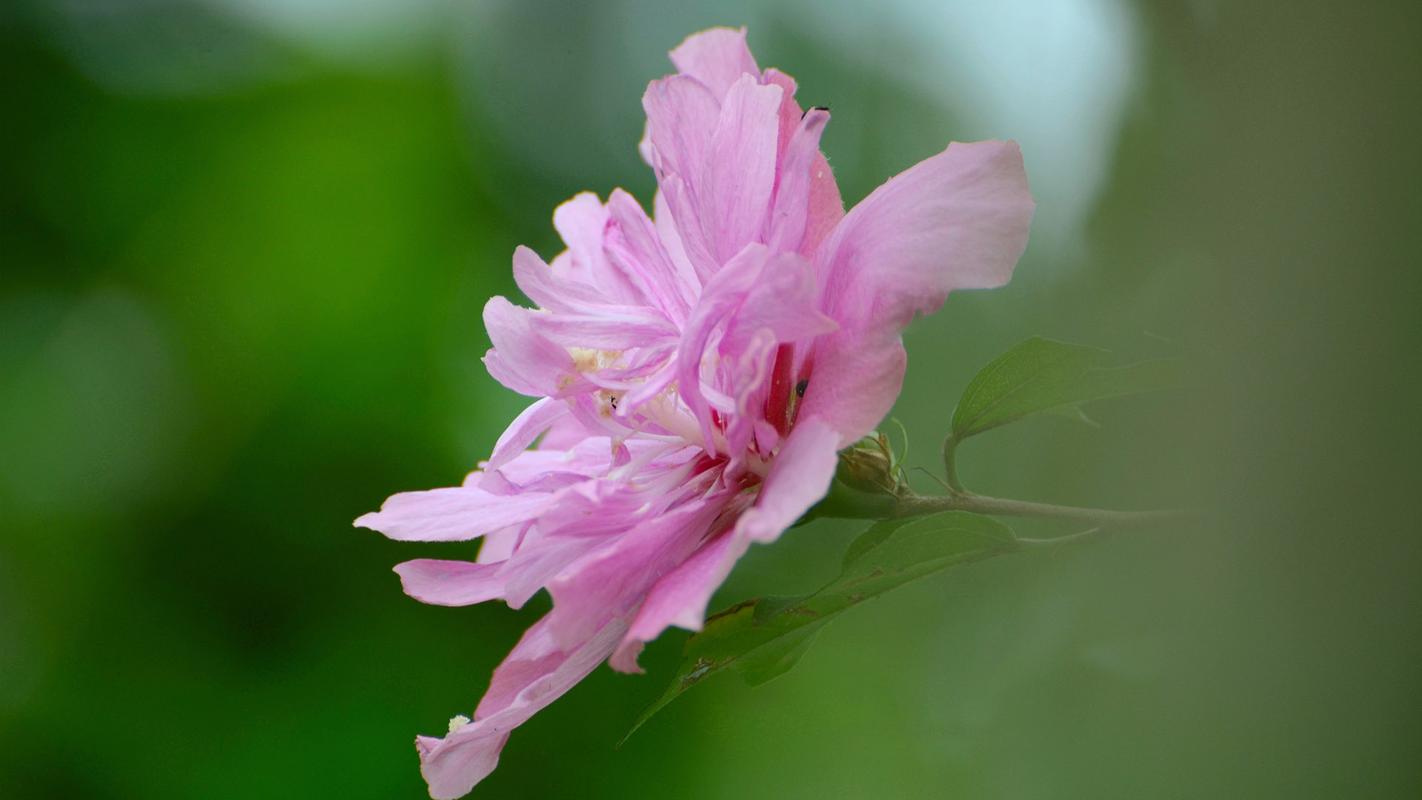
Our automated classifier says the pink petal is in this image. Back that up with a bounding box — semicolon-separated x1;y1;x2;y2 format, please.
703;75;783;263
487;437;617;489
652;188;696;288
816;140;1035;327
486;397;568;473
735;416;841;543
804;140;1034;444
720;329;779;456
510;245;604;312
545;494;724;648
551;193;608;274
500;535;606;610
610;519;749;673
668;27;759;97
657;173;719;281
802;150;846;256
766;107;831;253
675;244;770;449
642;75;720;188
481;297;574;397
552;193;643;306
611;418;840;670
762;68;802;156
354;486;555;542
761;68;843;256
604;189;699;319
477;526;522;564
537;410;595;451
725;251;837;352
394;559;507;606
531;307;678;351
799;333;909;449
417;614;628;799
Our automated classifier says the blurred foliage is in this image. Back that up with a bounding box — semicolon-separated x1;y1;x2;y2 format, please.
2;1;1420;798
631;513;1019;737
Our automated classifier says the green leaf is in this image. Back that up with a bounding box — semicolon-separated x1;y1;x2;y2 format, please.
951;337;1176;441
623;512;1017;743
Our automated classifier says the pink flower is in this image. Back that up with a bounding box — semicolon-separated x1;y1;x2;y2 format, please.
357;27;1033;798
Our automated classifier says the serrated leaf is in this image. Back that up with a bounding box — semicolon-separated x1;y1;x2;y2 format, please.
623;512;1017;742
950;337;1176;441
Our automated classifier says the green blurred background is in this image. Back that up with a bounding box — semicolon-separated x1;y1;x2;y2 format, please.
3;1;1419;797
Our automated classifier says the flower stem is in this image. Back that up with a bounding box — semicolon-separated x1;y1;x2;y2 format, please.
940;433;966;493
891;491;1188;529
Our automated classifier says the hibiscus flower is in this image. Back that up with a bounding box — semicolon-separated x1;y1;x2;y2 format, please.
357;26;1034;798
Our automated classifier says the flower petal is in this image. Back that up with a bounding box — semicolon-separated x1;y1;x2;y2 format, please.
394;559;507;606
610;519;748;673
725;251;837;352
417;614;629;799
668;27;759;97
676;244;770;449
799;334;908;449
652;188;696;288
354;486;555;542
482;297;574;397
552;193;644;306
766;107;831;253
511;245;604;312
736;416;840;543
802;150;846;256
703;75;783;263
816;140;1034;326
486;397;568;473
604;189;699;319
804;140;1034;444
611;418;839;670
642;75;720;189
546;494;723;648
531;307;678;351
477;526;523;564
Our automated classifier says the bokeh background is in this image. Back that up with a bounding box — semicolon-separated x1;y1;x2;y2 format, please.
3;1;1419;797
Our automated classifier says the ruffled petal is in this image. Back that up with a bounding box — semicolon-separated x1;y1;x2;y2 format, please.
545;493;724;648
724;251;837;352
652;188;696;288
642;75;720;190
816;140;1034;326
552;193;644;306
668;27;759;97
736;416;840;543
481;297;575;397
416;615;629;799
486;397;568;473
804;140;1034;444
477;526;523;564
511;245;604;312
354;486;555;542
609;518;749;673
605;189;700;319
531;307;678;351
701;75;783;263
675;244;770;449
394;559;507;606
799;333;908;449
760;68;843;256
802;150;845;256
766;107;831;253
611;418;839;670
